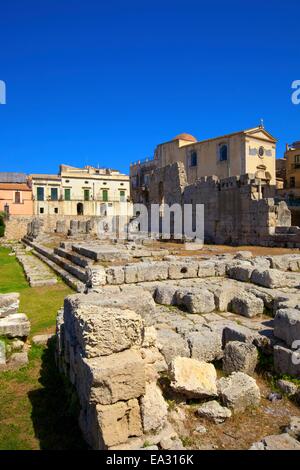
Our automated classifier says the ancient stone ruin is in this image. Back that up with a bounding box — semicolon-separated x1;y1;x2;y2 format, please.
0;292;30;370
41;238;300;450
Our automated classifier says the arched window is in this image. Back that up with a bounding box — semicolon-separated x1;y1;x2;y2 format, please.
219;144;228;161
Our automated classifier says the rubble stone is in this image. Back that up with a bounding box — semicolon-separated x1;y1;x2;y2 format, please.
170;357;218;398
223;341;258;375
197;400;232;423
218;372;261;412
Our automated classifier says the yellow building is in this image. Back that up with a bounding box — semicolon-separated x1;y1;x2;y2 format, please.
131;125;277;187
283;141;300;195
31;165;130;216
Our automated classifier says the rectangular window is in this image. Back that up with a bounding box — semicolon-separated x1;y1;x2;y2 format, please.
54;207;58;214
290;177;296;188
14;191;21;204
51;187;58;201
39;207;44;214
190;152;197;167
294;155;300;169
37;187;44;201
84;189;90;201
64;188;71;201
102;189;108;202
120;190;126;202
295;155;300;164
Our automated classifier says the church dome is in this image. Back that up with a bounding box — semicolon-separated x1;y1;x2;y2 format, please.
173;133;197;142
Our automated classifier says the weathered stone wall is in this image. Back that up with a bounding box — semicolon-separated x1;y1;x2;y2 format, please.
132;162;294;246
56;292;173;449
5;214;100;240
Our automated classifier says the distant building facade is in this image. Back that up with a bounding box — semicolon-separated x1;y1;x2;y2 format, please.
0;172;33;216
130;126;277;203
30;164;130;216
282;141;300;196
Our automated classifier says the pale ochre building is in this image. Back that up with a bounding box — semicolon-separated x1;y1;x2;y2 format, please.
31;164;130;217
131;125;277;187
283;141;300;196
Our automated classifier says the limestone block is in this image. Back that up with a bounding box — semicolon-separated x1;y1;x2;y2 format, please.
250;433;300;450
156;328;190;365
250;268;287;289
105;266;125;285
222;341;258;375
96;398;143;448
154;285;177;305
170;357;218;398
0;313;30;338
218;372;261;412
197;400;232;423
69;304;144;357
140;382;168;433
229;291;264;318
213;261;227;277
274;345;300;377
214;286;238;312
223;324;258;346
227;264;254;282
0;293;20;318
197;261;216;278
86;266;106;287
273;308;300;347
124;262;168;283
175;288;215;313
78;349;145;405
187;328;223;362
168;261;199;280
140;347;168;374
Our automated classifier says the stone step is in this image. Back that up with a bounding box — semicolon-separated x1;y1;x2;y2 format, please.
32;250;85;293
22;237;86;292
22;237;88;283
54;247;92;269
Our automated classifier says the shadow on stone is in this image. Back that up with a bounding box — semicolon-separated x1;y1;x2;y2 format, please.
28;337;87;450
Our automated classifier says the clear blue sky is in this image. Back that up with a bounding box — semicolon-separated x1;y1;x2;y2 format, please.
0;0;299;175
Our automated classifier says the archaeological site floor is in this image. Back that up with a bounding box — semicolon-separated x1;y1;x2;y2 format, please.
1;235;300;450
